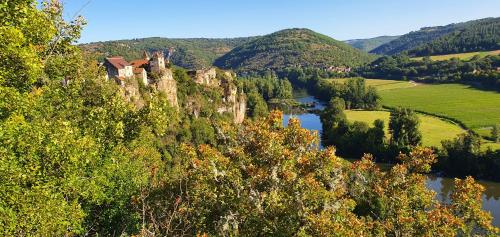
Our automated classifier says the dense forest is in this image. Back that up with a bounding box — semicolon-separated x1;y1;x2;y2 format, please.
214;28;376;73
371;17;500;56
80;37;258;69
345;35;400;52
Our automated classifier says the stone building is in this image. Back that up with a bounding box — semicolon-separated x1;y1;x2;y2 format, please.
150;51;166;73
133;67;148;85
104;57;134;84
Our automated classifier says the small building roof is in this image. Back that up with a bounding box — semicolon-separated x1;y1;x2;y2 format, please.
130;59;149;68
105;57;130;69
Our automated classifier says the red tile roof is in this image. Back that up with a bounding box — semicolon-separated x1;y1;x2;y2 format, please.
133;67;146;74
105;57;130;69
130;59;149;68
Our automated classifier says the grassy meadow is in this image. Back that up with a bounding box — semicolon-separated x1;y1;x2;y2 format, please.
330;78;500;150
411;50;500;61
344;110;465;147
377;83;499;130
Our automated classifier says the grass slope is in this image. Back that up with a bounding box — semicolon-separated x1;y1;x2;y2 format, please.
344;110;465;147
378;83;500;130
411;50;500;61
214;28;376;72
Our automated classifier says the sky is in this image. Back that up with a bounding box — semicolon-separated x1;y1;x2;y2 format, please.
62;0;500;43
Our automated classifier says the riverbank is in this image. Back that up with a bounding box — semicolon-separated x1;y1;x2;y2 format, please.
284;90;500;227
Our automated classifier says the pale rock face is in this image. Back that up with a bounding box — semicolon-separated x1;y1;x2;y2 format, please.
216;71;247;124
193;68;218;86
188;67;247;123
233;94;247;124
155;69;178;109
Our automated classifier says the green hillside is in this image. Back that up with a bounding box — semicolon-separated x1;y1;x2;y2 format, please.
411;50;500;61
214;28;376;72
370;17;500;55
80;37;258;69
345;35;400;52
408;18;500;56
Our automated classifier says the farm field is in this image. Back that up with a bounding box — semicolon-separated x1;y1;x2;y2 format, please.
344;110;465;147
411;50;500;61
329;78;415;91
330;79;499;131
332;78;500;150
377;83;500;131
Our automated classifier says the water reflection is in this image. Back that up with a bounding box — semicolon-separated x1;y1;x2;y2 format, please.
285;90;500;227
426;176;500;227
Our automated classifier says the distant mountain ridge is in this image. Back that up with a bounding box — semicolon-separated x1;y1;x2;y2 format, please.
214;28;375;72
370;17;500;56
345;35;400;52
80;37;259;69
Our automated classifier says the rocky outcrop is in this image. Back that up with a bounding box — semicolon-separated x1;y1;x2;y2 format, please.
155;69;179;109
215;70;247;124
122;78;145;109
233;94;247;124
189;68;218;86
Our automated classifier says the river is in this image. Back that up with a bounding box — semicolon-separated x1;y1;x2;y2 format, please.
283;91;500;227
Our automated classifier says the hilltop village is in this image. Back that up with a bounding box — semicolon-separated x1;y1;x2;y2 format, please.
102;50;246;123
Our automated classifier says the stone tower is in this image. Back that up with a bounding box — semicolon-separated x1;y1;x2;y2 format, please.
142;51;150;60
150;51;165;74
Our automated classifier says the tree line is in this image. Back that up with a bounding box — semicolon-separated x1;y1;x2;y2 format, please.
360;54;500;90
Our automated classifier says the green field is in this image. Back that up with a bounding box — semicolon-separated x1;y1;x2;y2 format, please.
345;110;465;147
329;78;415;91
331;78;500;150
377;83;500;130
411;50;500;61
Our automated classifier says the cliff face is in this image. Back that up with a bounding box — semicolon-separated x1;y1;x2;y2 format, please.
190;68;218;86
122;78;145;109
193;68;246;124
155;69;179;109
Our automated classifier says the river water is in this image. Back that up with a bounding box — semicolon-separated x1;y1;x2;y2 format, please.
283;92;500;226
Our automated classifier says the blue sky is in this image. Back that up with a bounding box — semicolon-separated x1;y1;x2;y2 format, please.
62;0;500;43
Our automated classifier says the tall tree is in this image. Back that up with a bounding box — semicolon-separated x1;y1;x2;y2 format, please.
389;107;422;151
492;124;499;143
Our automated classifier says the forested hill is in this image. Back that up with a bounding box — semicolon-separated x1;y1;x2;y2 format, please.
407;17;500;56
370;17;500;56
80;37;258;69
345;35;400;52
214;28;376;72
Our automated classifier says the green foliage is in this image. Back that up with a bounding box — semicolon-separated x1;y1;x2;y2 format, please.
280;68;380;110
214;28;376;73
389;108;422;151
345;35;400;52
436;132;500;181
371;17;500;56
361;54;500;90
80;37;258;69
321;98;386;159
1;2;499;236
492;124;499;143
246;91;269;118
408;18;500;56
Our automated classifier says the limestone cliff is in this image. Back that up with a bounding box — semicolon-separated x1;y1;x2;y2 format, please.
188;68;219;86
122;78;145;109
193;68;246;124
155;69;179;109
